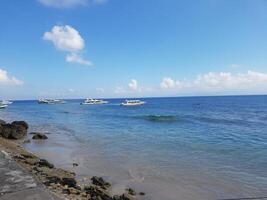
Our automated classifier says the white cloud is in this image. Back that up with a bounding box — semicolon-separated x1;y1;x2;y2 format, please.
128;79;138;91
43;25;84;52
66;53;93;66
38;0;88;8
0;69;23;86
160;77;175;89
160;71;267;94
43;25;92;66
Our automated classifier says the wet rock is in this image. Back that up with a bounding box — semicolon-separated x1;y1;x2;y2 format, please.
11;121;29;130
113;193;136;200
91;176;111;189
0;123;27;139
126;188;136;196
38;159;54;168
32;133;48;140
84;185;112;200
61;177;77;188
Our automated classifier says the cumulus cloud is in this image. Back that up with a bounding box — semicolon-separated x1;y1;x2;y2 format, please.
43;25;92;66
43;25;84;52
160;77;175;89
66;53;93;66
160;71;267;94
128;79;138;91
0;69;23;86
38;0;107;8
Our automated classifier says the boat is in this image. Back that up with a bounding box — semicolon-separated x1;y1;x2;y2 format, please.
38;99;66;104
81;98;108;105
121;100;145;106
0;105;8;109
0;100;13;105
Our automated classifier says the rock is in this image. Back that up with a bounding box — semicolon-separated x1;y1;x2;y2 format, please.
38;159;54;168
113;193;136;200
91;176;111;189
11;121;29;129
0;123;27;139
73;163;78;167
84;185;112;200
126;188;136;195
32;133;48;140
61;177;77;188
139;192;145;196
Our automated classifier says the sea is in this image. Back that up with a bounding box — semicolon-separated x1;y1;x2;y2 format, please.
0;95;267;200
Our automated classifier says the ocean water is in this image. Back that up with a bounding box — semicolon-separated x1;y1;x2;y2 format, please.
1;96;267;200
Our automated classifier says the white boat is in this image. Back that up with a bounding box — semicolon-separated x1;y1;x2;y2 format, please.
81;98;108;105
38;99;65;104
0;100;13;105
121;100;145;106
0;105;8;109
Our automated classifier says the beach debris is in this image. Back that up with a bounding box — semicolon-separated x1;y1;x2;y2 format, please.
32;133;48;140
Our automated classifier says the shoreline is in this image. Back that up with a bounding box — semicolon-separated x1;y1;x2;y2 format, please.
0;119;142;200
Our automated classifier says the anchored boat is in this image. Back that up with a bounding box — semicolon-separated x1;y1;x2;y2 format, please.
121;100;145;106
81;98;108;105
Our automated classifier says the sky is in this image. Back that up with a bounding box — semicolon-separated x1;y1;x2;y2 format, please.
0;0;267;99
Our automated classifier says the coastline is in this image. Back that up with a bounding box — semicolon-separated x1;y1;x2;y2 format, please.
0;119;142;200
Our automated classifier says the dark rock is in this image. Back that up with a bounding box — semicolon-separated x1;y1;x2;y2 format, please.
73;163;78;167
32;133;48;140
126;188;136;195
114;194;135;200
91;176;111;189
61;177;77;188
38;159;54;168
139;192;145;196
84;185;112;200
0;123;27;139
11;121;29;129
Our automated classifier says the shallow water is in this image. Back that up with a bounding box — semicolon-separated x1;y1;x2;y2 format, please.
1;96;267;200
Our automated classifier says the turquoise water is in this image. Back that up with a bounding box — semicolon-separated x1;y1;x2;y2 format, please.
1;96;267;200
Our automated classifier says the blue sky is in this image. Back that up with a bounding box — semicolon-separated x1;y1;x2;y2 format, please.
0;0;267;99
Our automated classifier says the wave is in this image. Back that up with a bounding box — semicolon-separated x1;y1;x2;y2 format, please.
139;115;179;123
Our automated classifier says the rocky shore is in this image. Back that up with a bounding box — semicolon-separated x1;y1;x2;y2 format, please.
0;119;143;200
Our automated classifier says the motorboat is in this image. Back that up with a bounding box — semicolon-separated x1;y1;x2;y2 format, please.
0;100;13;105
121;100;145;106
38;99;65;104
81;98;108;105
0;105;8;109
